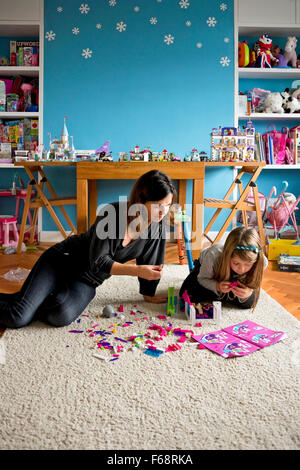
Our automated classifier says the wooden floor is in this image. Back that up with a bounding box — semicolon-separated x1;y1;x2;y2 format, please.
0;242;299;321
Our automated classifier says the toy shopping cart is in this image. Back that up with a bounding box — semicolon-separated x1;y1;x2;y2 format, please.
264;181;300;240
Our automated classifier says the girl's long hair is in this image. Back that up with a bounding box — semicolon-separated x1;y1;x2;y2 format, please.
214;226;265;308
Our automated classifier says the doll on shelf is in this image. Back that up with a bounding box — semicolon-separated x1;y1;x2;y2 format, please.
255;34;279;68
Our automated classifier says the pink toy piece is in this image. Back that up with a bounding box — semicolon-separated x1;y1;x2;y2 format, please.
229;281;238;288
0;215;19;247
165;344;182;352
178;336;188;343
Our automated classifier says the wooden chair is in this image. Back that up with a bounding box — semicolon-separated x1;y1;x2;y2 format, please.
202;164;265;248
16;165;77;254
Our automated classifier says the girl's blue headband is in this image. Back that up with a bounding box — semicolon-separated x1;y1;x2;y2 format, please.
235;245;261;254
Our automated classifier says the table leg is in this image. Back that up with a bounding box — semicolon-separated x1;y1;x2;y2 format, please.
191;178;204;257
77;178;88;233
89;180;98;227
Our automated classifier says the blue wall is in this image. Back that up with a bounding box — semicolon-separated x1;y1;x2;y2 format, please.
42;0;235;231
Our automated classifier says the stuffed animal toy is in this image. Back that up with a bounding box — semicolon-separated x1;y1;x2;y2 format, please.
264;92;284;113
271;45;288;67
255;34;278;68
282;95;300;113
284;36;298;67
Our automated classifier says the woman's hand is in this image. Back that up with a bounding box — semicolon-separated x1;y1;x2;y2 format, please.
138;264;163;281
143;293;168;304
216;281;231;294
231;282;253;299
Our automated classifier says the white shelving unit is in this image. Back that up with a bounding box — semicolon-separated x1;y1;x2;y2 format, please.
0;0;43;148
234;0;300;169
0;0;44;236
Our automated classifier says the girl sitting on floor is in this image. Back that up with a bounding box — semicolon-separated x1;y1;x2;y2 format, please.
0;170;176;329
179;226;268;309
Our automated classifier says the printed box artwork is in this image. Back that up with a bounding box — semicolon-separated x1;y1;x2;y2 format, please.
192;320;287;358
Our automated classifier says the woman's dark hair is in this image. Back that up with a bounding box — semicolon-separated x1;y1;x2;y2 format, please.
129;170;176;206
127;170;177;226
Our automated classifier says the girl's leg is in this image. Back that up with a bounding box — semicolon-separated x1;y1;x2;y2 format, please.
0;248;67;328
37;280;96;327
179;265;219;304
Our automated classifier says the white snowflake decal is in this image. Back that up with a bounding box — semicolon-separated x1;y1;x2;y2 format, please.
150;17;158;25
134;6;140;12
79;3;90;14
96;24;102;29
179;0;190;8
164;34;174;46
45;30;56;41
109;0;116;6
72;27;80;35
207;17;217;27
186;21;192;27
224;37;230;43
220;56;230;66
220;3;227;11
57;6;63;13
82;48;93;59
116;21;127;32
196;42;202;48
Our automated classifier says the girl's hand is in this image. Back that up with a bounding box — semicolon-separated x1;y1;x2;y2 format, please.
143;293;168;304
217;281;231;294
231;282;253;299
138;264;163;281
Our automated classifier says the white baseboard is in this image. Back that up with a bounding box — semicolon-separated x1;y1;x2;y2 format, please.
39;231;72;242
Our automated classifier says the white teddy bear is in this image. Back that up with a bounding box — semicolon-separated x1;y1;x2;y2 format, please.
264;92;284;113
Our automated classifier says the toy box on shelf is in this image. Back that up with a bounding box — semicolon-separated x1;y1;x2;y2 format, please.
268;238;300;260
0;118;38;162
211;123;256;162
278;254;300;272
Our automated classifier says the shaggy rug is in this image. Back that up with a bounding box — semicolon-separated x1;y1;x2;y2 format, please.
0;264;299;451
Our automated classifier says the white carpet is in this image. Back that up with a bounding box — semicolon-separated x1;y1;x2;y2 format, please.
1;264;300;450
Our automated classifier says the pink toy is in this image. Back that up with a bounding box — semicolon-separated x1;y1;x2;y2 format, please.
229;281;238;288
0;215;19;247
265;181;300;239
20;83;33;111
284;36;298;68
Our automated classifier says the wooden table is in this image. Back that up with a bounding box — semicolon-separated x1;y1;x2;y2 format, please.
76;161;266;252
